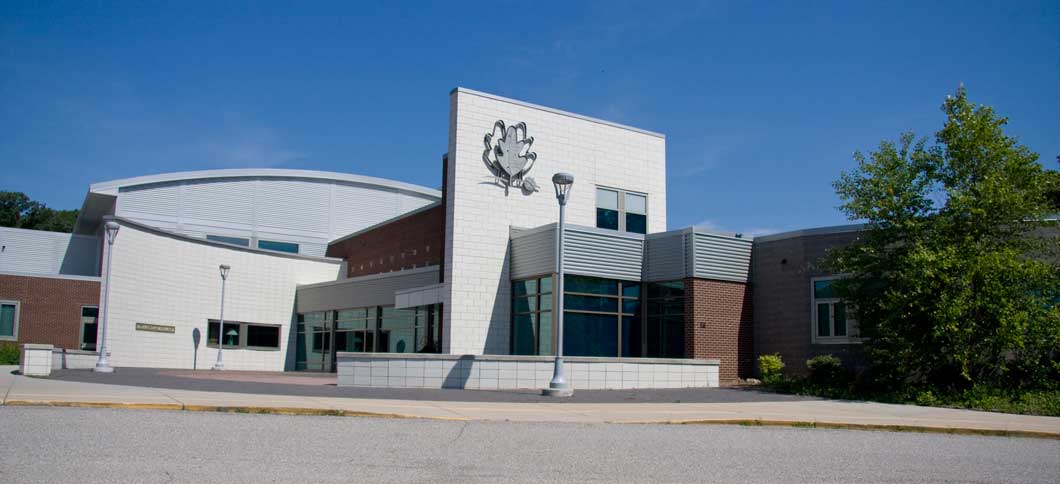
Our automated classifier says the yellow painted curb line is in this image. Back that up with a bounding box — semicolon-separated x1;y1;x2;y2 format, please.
613;418;1060;440
3;400;469;421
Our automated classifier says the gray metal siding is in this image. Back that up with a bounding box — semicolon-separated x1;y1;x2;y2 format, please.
692;232;752;282
296;268;440;313
643;231;685;282
0;227;100;276
113;176;439;257
510;227;556;280
563;228;643;281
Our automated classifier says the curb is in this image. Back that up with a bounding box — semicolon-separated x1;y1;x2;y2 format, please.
4;400;1057;439
2;400;468;421
615;418;1060;440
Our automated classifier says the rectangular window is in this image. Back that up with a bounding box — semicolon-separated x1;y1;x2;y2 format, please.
80;306;99;351
257;239;299;254
0;301;19;340
811;277;859;343
563;275;640;358
510;275;554;356
596;188;620;230
206;235;250;247
206;320;281;350
595;187;648;234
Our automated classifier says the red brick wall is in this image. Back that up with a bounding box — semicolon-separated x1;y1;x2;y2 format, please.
0;274;100;349
684;277;753;384
326;204;445;279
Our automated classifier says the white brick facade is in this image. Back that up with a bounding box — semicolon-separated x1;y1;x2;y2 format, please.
443;88;667;355
100;220;341;370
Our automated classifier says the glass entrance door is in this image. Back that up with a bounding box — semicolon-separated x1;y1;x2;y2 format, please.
296;312;333;372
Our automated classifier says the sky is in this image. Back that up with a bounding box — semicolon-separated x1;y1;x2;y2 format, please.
2;1;1058;235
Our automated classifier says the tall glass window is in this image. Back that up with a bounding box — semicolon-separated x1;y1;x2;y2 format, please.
335;307;375;353
511;275;553;355
563;275;640;357
0;301;19;340
645;281;685;358
812;277;859;343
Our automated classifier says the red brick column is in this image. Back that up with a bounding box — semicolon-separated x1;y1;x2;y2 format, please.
684;278;753;384
0;274;101;349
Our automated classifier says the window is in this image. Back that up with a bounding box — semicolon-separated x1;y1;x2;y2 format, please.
257;239;299;254
0;301;19;341
511;276;553;356
645;281;685;358
296;304;441;369
80;306;99;351
563;275;640;357
811;277;860;343
206;235;250;247
207;320;280;350
595;187;648;234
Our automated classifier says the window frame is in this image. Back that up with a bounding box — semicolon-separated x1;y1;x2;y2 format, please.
810;276;861;344
206;234;251;247
257;239;300;254
206;320;282;351
510;274;555;356
562;275;641;357
0;300;20;341
595;186;648;234
79;305;99;351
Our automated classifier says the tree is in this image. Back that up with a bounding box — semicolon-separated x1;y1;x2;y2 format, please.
0;191;79;233
828;87;1060;391
1046;155;1060;211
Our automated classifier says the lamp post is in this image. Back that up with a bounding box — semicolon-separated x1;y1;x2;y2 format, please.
93;221;120;373
212;264;231;371
543;172;574;397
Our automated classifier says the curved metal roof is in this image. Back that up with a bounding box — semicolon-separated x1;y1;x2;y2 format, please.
89;168;441;199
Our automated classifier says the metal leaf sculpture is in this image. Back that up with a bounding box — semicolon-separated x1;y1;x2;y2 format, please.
483;120;539;195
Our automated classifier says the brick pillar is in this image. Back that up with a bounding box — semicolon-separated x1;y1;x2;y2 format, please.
683;278;754;384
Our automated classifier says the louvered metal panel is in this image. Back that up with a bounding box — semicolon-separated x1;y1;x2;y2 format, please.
0;227;97;276
59;234;102;276
296;267;440;313
181;178;255;225
691;231;752;282
643;230;685;282
563;226;644;281
329;183;399;238
117;182;180;216
256;179;331;234
509;226;556;280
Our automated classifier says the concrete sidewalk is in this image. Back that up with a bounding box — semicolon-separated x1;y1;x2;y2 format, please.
4;366;1059;437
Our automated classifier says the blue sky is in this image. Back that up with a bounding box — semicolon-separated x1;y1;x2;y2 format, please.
2;1;1058;235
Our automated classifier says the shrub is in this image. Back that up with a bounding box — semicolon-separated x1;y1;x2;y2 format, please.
806;354;845;385
758;354;785;384
0;343;20;365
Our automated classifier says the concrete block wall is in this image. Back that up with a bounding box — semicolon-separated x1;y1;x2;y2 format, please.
337;354;719;390
102;220;341;371
20;344;53;376
443;88;667;355
684;278;753;384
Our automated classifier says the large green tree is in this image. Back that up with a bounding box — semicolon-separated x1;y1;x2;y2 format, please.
828;88;1060;391
0;191;79;233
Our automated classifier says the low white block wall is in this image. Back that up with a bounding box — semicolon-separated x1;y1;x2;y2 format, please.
20;344;54;377
51;348;107;370
336;353;720;390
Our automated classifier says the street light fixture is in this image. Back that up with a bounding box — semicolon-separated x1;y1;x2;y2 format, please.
212;264;231;371
93;221;120;373
543;172;574;397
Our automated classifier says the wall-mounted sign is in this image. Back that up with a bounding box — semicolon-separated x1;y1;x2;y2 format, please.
136;323;176;334
483;120;539;195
